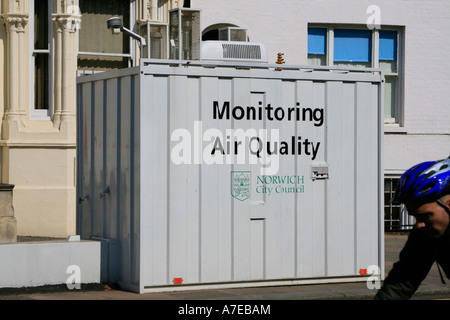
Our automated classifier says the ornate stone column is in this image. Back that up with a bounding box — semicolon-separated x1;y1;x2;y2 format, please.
52;17;63;127
53;12;81;126
1;14;28;122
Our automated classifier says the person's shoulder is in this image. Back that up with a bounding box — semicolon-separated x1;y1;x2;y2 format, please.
406;228;433;246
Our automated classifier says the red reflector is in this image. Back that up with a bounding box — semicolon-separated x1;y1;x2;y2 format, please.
360;269;368;275
173;278;183;284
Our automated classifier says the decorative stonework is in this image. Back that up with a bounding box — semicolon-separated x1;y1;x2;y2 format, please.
53;14;81;33
2;0;28;15
0;184;16;244
1;14;28;33
1;0;29;30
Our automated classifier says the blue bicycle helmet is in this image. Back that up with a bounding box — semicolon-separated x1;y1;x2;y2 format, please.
393;157;450;205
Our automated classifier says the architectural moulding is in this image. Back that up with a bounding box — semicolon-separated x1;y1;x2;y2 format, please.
2;0;28;12
53;14;81;33
1;14;28;32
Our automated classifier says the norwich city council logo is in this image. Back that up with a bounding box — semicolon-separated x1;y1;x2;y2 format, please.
231;171;251;201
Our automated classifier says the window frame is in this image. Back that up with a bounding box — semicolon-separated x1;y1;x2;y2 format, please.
307;24;404;125
29;0;53;120
378;30;401;124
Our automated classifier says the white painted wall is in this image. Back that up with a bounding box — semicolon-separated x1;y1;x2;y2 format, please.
0;240;100;288
192;0;450;172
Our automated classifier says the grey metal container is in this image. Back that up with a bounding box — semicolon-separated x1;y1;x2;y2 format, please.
76;61;384;293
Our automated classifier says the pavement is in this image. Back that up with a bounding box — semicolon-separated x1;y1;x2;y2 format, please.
1;233;450;301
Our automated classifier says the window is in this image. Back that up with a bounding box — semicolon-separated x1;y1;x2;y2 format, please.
307;28;326;65
202;24;246;41
78;0;132;72
384;177;414;231
307;26;402;124
379;30;399;122
31;0;52;117
333;29;372;68
157;0;166;22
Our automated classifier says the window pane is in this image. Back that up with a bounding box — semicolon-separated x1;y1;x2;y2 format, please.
384;76;397;118
307;54;326;66
34;0;48;50
379;60;397;74
308;28;326;55
334;29;372;63
34;0;49;110
35;54;49;110
379;30;398;74
379;30;397;61
157;0;166;21
229;29;247;42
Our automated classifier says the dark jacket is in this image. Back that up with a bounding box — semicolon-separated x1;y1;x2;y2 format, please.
375;228;450;300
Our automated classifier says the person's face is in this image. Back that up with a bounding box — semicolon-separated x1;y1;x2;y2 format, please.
407;198;450;239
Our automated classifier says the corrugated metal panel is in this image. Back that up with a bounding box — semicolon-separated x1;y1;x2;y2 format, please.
77;63;384;293
77;67;141;288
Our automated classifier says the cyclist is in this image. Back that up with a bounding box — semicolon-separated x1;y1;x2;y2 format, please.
375;157;450;300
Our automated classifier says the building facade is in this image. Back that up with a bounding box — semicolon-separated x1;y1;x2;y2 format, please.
193;0;450;229
0;0;184;237
0;0;449;237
